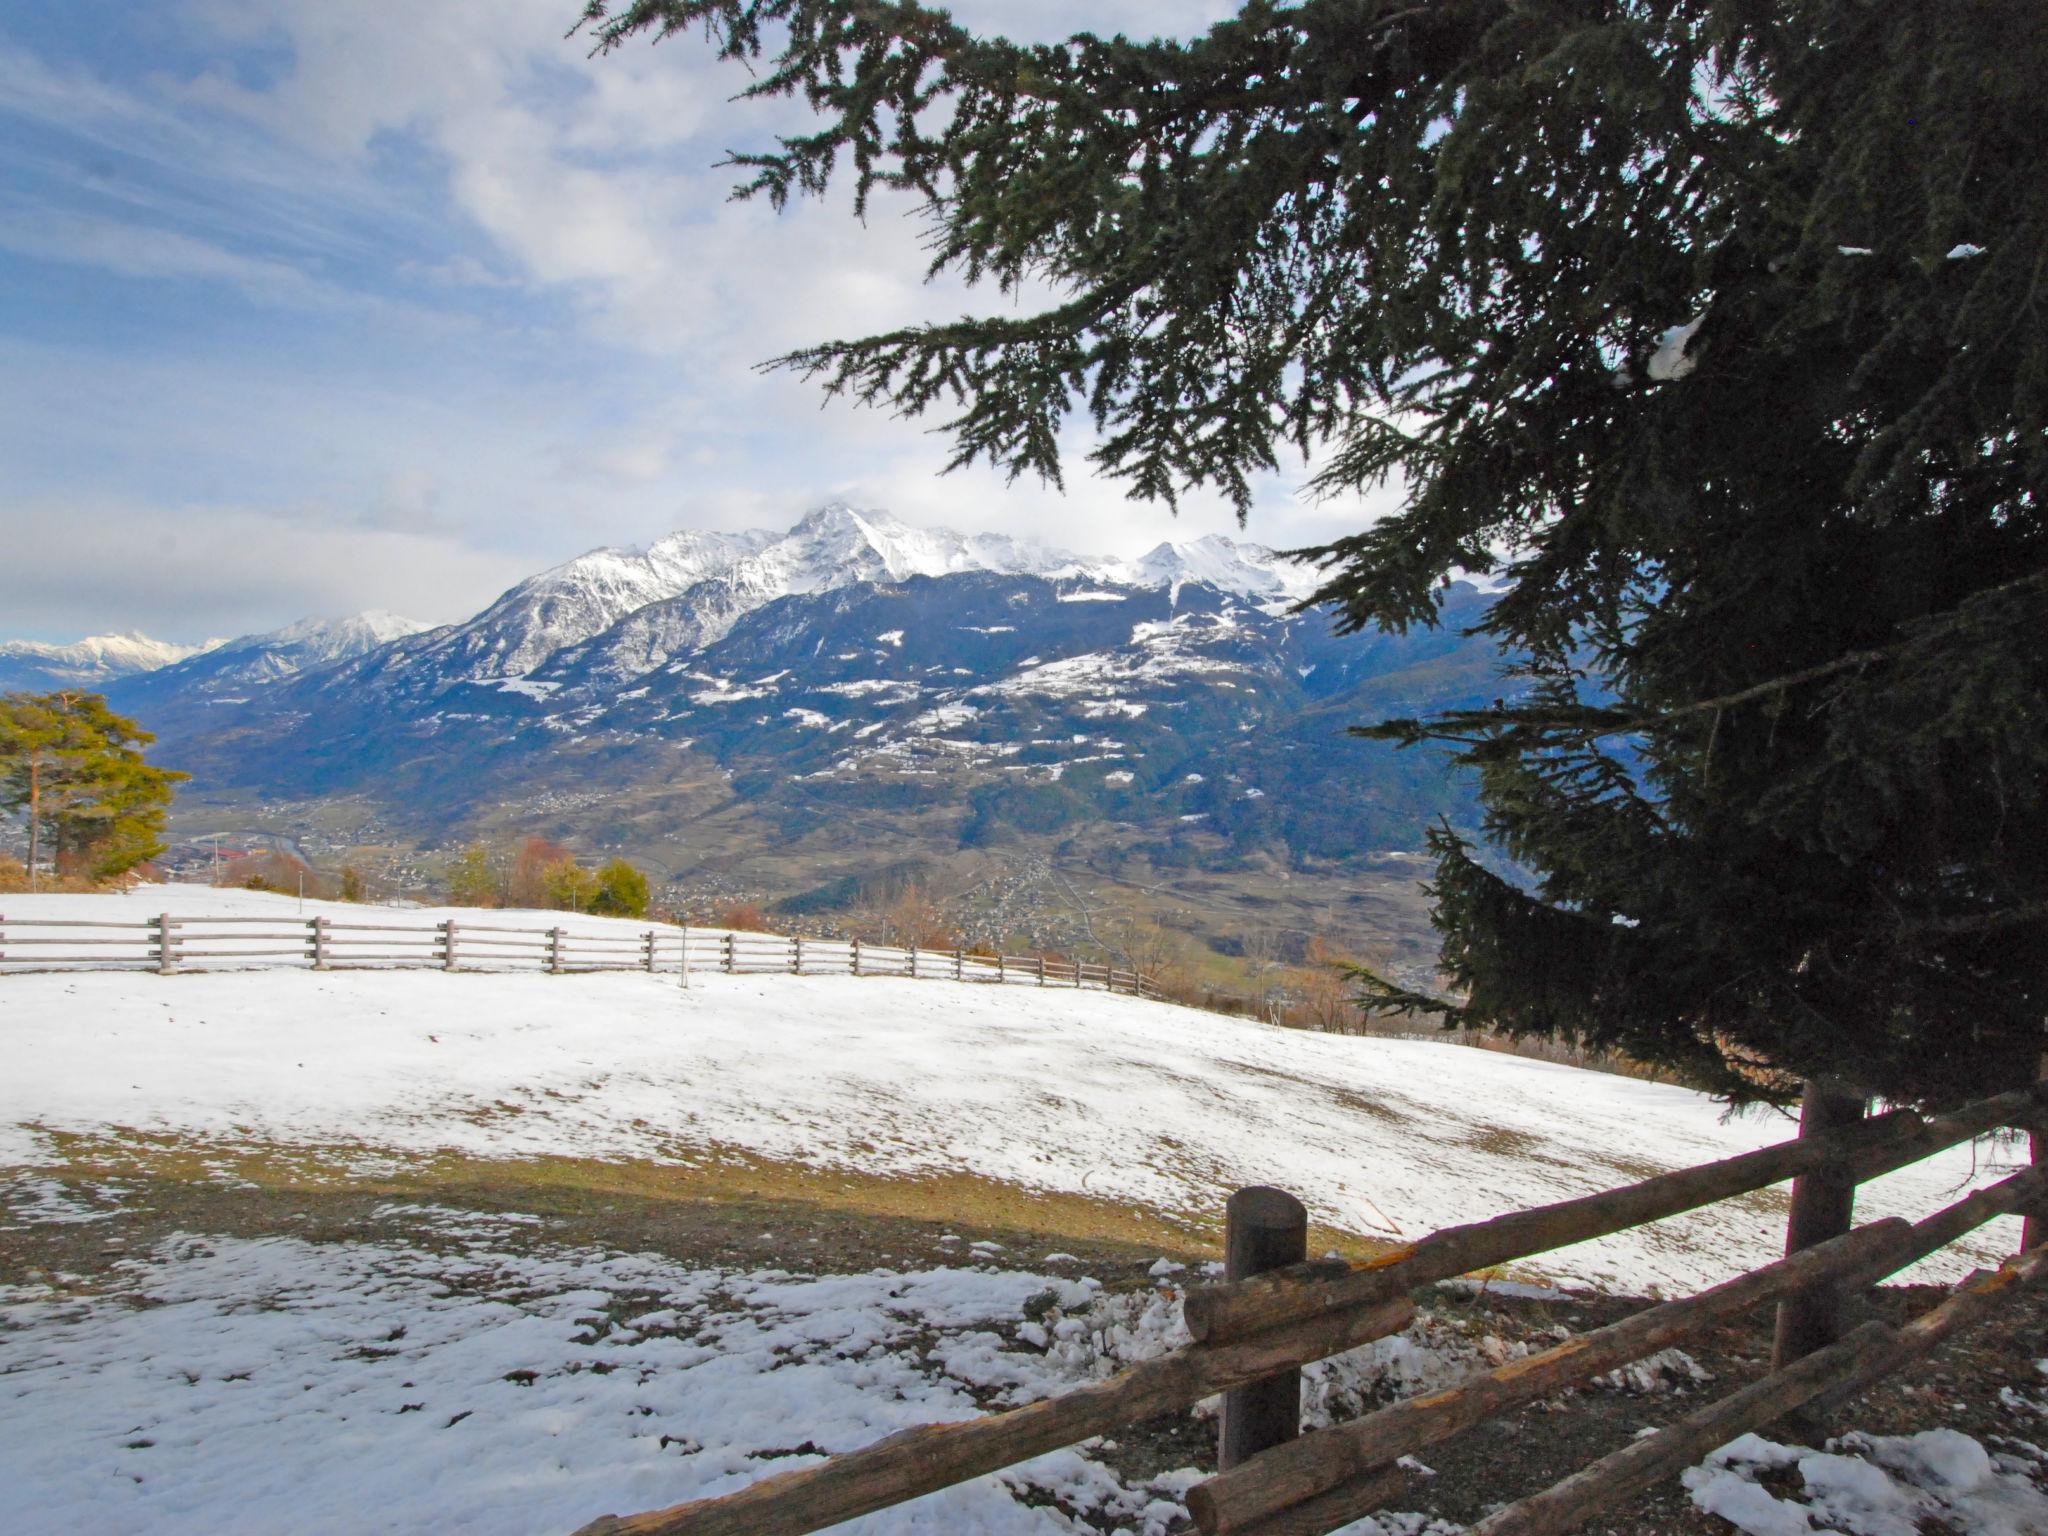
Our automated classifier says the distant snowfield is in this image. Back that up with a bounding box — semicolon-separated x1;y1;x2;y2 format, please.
0;888;2027;1296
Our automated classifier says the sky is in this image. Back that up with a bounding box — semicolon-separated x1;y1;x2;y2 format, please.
0;0;1401;645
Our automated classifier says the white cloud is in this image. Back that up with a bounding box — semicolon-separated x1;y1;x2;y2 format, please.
0;1;1408;643
0;495;530;641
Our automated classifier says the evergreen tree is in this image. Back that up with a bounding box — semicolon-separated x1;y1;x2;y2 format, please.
592;857;651;918
0;691;189;886
588;1;2048;1107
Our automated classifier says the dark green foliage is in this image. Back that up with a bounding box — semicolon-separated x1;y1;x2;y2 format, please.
588;0;2048;1106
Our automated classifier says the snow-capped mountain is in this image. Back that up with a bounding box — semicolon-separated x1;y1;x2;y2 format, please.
1097;534;1324;606
0;632;224;693
73;504;1508;978
436;504;1088;688
107;611;433;712
329;503;1320;703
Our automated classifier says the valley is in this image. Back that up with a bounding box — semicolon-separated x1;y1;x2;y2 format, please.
37;504;1517;991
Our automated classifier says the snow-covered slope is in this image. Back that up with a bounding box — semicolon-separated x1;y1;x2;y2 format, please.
0;887;2025;1297
0;631;222;691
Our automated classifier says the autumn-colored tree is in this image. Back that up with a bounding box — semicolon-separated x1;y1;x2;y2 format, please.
445;842;502;907
506;835;573;908
541;857;601;913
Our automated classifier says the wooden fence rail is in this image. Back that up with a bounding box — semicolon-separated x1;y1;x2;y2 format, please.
0;912;1161;999
565;1083;2048;1536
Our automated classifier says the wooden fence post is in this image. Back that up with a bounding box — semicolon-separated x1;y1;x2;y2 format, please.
441;920;458;972
998;954;1006;983
723;932;735;973
954;948;964;981
549;927;565;975
1773;1080;1868;1368
643;930;657;972
851;937;862;976
793;935;804;975
310;916;329;970
1220;1186;1309;1470
2028;1058;2047;1256
156;912;177;975
680;925;690;990
1038;955;1046;986
909;944;919;979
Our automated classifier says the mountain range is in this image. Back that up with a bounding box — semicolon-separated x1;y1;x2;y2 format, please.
9;504;1510;971
0;632;226;693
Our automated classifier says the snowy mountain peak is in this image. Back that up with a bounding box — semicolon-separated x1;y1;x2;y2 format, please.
0;631;224;691
263;611;433;655
1106;534;1319;604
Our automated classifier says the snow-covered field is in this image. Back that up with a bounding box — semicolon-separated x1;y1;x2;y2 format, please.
0;887;2027;1295
3;886;2041;1536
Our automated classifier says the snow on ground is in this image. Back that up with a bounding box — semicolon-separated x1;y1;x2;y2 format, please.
0;887;2028;1296
1683;1430;2048;1536
0;1198;1475;1536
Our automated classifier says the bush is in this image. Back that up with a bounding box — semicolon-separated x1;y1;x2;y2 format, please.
592;858;649;918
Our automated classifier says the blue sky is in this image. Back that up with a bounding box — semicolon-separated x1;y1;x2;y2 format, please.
0;0;1394;643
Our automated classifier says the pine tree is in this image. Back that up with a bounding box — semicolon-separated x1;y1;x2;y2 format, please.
0;691;189;886
588;1;2048;1108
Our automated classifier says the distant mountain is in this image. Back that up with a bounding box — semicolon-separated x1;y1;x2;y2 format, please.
0;632;225;693
65;505;1508;969
106;611;432;715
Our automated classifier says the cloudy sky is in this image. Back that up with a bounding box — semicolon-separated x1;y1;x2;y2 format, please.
0;0;1398;644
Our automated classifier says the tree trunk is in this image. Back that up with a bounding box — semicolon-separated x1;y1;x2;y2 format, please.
1772;1080;1869;1368
24;753;38;892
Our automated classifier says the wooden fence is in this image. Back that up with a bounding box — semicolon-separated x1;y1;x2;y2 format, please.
0;911;1160;998
568;1085;2048;1536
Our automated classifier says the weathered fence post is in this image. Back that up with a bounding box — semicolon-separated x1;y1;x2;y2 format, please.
1219;1186;1310;1469
909;944;919;979
954;947;964;981
440;920;458;972
1038;955;1046;986
2028;1059;2047;1256
0;912;7;967
723;932;735;974
851;937;861;976
793;935;804;975
1772;1080;1868;1367
643;930;657;972
155;912;177;976
997;953;1006;983
309;916;329;970
548;927;565;975
680;924;690;990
